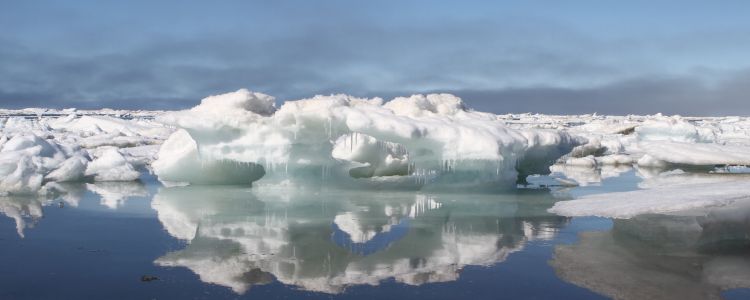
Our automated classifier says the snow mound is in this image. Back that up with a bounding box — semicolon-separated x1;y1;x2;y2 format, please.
154;89;580;190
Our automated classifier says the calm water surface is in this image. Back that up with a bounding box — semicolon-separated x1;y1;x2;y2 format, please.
0;172;748;299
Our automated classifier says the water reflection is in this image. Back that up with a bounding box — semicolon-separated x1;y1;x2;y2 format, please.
0;181;148;237
151;186;569;294
551;203;750;300
86;182;148;209
549;164;633;186
0;195;43;238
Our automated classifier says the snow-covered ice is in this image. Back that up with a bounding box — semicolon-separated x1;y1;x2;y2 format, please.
3;88;750;204
549;174;750;219
153;89;581;190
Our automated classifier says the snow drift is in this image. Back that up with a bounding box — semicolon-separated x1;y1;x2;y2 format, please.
153;89;581;190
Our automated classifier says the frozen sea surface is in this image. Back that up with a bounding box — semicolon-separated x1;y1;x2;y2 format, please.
0;172;748;300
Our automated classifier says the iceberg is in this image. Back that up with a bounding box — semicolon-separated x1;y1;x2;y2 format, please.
153;89;581;190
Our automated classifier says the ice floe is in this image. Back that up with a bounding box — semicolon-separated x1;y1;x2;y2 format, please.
153;89;581;190
3;88;750;196
549;174;750;219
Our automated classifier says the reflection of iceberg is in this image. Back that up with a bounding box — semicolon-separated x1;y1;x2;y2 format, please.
0;195;44;238
549;164;632;186
550;206;750;300
152;186;568;294
86;181;148;209
0;181;148;237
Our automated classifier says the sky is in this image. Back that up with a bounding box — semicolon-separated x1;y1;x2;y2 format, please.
1;0;750;115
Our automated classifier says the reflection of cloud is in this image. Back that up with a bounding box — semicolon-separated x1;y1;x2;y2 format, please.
152;187;568;294
550;207;750;300
86;181;148;209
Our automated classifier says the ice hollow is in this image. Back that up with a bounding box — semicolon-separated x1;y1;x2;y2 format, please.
153;89;581;190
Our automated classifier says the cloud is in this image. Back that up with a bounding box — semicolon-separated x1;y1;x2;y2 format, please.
1;8;749;115
448;71;750;116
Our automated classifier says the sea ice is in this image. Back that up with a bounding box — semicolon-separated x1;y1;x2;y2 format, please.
637;141;750;168
153;89;581;190
549;175;750;219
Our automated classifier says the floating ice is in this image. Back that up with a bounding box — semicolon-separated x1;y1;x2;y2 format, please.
153;89;581;190
637;141;750;168
635;115;717;143
4;97;750;195
0;135;141;194
152;129;266;185
84;147;141;181
0;134;77;194
549;174;750;219
0;109;168;195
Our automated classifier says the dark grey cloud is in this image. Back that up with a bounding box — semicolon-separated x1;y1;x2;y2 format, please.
0;19;628;110
447;72;750;116
1;13;749;115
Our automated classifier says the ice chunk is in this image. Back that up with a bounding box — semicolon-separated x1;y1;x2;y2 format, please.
595;154;633;166
637;141;750;168
44;155;88;182
561;156;598;167
549;177;750;219
84;147;140;181
194;88;276;116
153;89;580;189
48;115;171;139
0;134;71;194
636;115;716;143
152;130;265;185
0;157;44;195
383;93;465;117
